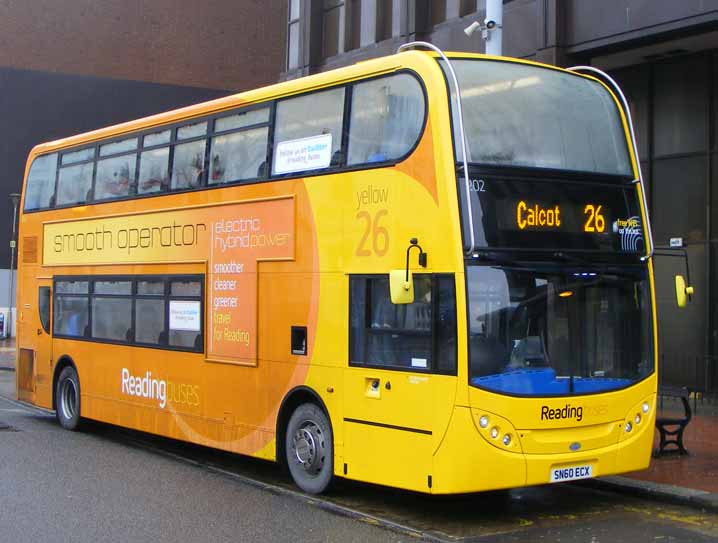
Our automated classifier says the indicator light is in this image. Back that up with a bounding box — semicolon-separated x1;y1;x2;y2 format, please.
635;414;641;424
490;427;499;439
559;291;573;298
479;415;489;428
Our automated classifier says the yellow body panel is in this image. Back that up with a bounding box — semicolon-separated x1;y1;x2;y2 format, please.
15;50;656;494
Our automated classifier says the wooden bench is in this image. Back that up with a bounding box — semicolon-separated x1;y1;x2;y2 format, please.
654;385;692;456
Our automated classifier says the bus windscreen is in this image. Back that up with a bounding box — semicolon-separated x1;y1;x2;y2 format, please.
442;58;634;177
467;264;653;397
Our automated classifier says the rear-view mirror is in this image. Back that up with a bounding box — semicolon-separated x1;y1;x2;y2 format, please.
389;269;414;304
675;274;694;309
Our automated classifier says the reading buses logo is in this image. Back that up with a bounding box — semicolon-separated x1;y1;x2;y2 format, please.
120;368;199;409
541;404;583;422
541;403;608;423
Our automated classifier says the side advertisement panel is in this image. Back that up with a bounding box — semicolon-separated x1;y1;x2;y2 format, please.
43;198;295;365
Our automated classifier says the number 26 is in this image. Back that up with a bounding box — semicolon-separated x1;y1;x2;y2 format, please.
356;209;389;257
584;204;605;233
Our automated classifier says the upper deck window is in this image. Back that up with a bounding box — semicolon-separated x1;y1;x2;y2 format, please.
347;73;425;166
442;59;633;177
272;87;345;175
177;122;207;140
210;128;269;184
100;137;138;157
23;71;427;213
57;163;93;206
144;130;171;147
62;147;94;165
138;147;169;195
171;139;205;190
215;108;269;132
24;153;58;211
95;154;136;201
209;106;271;185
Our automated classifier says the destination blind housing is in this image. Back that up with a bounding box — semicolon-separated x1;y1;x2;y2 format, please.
459;171;644;254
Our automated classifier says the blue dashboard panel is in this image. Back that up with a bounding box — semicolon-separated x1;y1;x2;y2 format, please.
471;367;632;395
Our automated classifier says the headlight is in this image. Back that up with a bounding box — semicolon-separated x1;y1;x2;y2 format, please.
625;422;633;433
479;415;489;428
502;434;512;446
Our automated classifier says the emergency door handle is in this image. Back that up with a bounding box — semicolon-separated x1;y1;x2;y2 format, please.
385;380;391;390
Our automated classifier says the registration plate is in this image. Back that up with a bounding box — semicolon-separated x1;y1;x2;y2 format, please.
549;464;593;483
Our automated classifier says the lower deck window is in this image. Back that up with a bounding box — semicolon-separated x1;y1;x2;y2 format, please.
135;298;164;345
349;274;457;373
92;297;132;341
54;296;89;337
53;275;203;352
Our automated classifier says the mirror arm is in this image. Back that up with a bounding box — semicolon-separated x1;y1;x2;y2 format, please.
654;246;691;285
405;238;428;282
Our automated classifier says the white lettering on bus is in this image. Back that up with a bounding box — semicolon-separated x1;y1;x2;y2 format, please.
121;368;166;408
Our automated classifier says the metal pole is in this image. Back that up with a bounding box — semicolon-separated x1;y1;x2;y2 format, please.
8;193;19;338
485;0;503;56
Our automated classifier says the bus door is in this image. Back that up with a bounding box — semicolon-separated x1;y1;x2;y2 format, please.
343;274;457;491
17;279;52;405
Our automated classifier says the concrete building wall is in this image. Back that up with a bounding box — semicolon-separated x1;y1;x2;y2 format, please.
0;0;287;90
1;1;289;337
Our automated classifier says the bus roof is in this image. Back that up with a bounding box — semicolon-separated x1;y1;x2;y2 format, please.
27;51;591;160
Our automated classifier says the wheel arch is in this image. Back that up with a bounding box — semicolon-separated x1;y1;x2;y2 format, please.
276;385;332;469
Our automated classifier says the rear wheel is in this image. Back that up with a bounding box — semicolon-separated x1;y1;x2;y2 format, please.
285;403;333;494
55;366;81;431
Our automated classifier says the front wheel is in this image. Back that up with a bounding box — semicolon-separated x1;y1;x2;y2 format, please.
285;403;333;494
55;366;82;431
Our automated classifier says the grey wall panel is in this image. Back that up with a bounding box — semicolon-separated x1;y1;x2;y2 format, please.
652;156;707;244
654;243;706;389
0;67;229;269
565;0;718;49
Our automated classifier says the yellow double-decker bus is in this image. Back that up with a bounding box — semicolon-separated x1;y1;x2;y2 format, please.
17;45;664;495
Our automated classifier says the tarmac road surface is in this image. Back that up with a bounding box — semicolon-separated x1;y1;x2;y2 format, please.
1;370;716;543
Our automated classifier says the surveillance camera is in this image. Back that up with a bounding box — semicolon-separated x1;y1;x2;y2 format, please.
485;19;496;30
464;21;481;37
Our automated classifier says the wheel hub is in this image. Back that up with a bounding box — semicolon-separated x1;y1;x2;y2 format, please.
61;379;77;420
292;422;325;474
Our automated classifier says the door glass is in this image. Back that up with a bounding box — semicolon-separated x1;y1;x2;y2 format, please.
39;286;50;334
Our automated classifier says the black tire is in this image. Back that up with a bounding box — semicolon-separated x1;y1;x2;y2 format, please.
55;366;82;431
285;403;333;494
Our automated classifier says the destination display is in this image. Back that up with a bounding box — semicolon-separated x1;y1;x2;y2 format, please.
459;171;644;254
